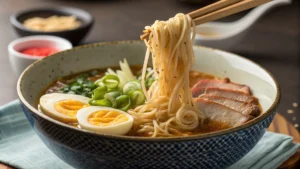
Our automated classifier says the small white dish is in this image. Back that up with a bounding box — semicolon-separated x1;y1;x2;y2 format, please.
8;35;72;76
194;0;291;50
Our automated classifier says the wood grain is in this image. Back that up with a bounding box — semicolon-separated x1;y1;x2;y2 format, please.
142;0;271;38
193;0;271;25
268;114;300;169
0;113;299;169
188;0;243;19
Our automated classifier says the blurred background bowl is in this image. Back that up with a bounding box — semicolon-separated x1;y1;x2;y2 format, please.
10;6;94;45
8;35;72;77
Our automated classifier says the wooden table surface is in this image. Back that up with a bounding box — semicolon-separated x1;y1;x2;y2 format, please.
268;114;300;169
0;0;299;168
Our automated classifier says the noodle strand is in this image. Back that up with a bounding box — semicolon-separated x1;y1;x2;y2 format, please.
128;13;205;137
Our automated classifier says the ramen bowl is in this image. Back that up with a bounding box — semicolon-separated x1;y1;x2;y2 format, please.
17;41;280;169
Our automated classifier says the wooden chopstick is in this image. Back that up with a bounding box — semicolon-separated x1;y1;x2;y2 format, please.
192;0;271;26
188;0;244;19
140;0;271;40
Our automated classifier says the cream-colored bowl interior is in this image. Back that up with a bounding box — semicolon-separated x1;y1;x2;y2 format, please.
192;49;277;112
18;41;277;119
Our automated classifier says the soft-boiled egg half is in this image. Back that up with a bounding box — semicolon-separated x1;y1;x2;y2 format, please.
77;106;134;135
40;93;90;123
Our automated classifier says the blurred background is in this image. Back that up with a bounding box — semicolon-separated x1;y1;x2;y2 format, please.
0;0;299;130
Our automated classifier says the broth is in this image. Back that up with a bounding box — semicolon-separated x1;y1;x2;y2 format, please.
41;66;233;136
45;66;216;94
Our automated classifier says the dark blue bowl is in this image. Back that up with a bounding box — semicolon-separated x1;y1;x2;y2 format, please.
17;41;280;169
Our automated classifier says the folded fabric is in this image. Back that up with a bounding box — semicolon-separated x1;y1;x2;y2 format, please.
228;132;300;169
0;100;299;169
0;100;71;169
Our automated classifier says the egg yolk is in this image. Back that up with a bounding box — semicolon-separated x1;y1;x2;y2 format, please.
88;110;128;126
54;100;88;117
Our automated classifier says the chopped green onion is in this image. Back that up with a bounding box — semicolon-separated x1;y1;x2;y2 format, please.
128;90;146;105
62;86;70;92
92;86;107;100
71;85;82;92
104;91;121;108
67;82;77;88
89;99;112;107
67;91;76;94
94;80;106;89
106;59;137;88
146;77;155;89
90;83;98;90
97;82;105;88
107;88;118;92
60;74;95;98
123;80;141;94
78;73;89;78
94;79;102;85
116;95;131;111
103;75;120;89
76;78;85;85
83;88;91;92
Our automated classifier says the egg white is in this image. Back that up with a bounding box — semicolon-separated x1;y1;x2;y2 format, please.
77;106;134;135
40;93;90;123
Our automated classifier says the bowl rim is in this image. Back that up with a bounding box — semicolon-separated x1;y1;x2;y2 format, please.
8;35;73;60
17;40;281;142
10;6;94;34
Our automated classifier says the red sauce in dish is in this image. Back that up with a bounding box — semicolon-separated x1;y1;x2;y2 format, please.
21;47;59;57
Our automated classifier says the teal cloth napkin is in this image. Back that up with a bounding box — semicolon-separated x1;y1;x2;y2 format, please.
1;100;299;169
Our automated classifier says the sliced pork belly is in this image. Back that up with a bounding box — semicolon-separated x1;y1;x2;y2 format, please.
199;95;260;117
192;87;258;104
204;88;258;104
194;98;253;127
192;78;251;95
192;87;206;98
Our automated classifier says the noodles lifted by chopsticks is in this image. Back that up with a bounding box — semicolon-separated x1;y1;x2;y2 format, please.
128;13;205;137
